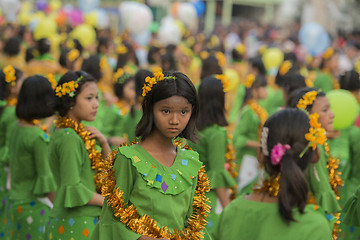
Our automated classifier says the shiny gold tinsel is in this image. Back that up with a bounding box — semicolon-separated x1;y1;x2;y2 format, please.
253;174;280;197
247;99;268;138
99;146;211;239
225;134;238;200
56;117;103;192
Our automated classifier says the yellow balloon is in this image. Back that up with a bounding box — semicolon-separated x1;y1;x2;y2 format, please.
71;24;96;48
224;68;240;92
19;2;32;15
49;0;62;12
262;48;284;71
174;20;185;36
84;11;98;27
18;13;32;25
34;18;58;40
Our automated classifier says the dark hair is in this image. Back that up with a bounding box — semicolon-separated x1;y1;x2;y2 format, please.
16;75;55;121
36;38;51;56
59;48;80;69
242;74;267;105
320;50;338;70
116;41;139;69
278;72;306;97
287;87;326;111
339;70;360;91
200;55;223;80
231;47;245;62
114;74;134;99
134;69;153;100
161;52;177;71
135;72;199;142
81;55;101;81
0;66;24;116
147;45;161;65
25;47;35;62
97;37;112;54
4;37;21;56
197;76;228;130
249;57;266;75
55;71;96;116
262;108;315;223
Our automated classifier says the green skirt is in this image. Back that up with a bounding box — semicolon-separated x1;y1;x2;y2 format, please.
46;216;98;240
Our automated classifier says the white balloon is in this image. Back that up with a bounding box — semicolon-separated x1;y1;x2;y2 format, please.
96;9;109;29
177;2;197;28
119;2;153;34
0;0;20;22
158;17;181;46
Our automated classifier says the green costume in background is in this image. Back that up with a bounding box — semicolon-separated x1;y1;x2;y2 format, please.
122;109;142;142
91;144;212;240
314;72;337;93
7;125;56;240
47;128;101;240
188;125;236;231
212;196;333;240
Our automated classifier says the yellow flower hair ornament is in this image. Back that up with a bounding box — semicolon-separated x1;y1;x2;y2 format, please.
55;76;83;98
244;74;256;88
113;68;132;84
67;49;80;62
279;60;292;76
47;73;57;90
116;44;128;54
216;74;230;92
322;47;334;60
142;72;175;97
296;90;318;109
235;43;246;55
3;65;16;86
216;51;226;67
300;113;327;157
199;51;209;60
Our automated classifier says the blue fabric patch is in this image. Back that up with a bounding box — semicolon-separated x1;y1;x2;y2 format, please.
30;201;36;207
208;220;213;227
182;159;188;166
93;217;97;225
0;232;4;237
43;133;49;139
17;223;21;230
350;226;354;232
171;174;177;181
55;218;59;222
68;218;75;227
326;214;332;221
156;174;162;183
38;226;43;233
143;173;148;177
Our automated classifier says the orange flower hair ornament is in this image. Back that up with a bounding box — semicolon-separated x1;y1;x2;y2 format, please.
55;76;83;98
296;90;318;109
244;74;256;88
47;73;57;90
235;43;246;55
3;65;16;86
322;47;334;60
113;68;132;84
279;60;292;76
142;72;176;97
216;51;226;67
215;74;230;92
116;44;128;54
67;49;80;62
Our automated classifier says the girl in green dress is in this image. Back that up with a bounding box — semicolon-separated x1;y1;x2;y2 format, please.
233;73;268;195
0;65;25;237
213;109;333;240
7;75;57;240
91;71;212;240
47;71;111;240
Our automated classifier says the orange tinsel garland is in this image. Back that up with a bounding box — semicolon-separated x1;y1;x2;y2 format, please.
98;146;211;239
56;116;103;192
247;99;268;138
225;134;238;200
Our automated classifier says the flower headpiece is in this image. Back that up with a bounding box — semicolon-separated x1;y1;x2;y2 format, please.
216;51;226;67
244;74;256;88
271;143;291;165
67;49;80;62
215;74;230;92
296;90;317;109
142;72;176;97
322;47;334;60
3;65;16;86
55;75;83;98
300;113;327;157
113;68;132;84
200;51;209;60
116;44;128;54
305;77;314;87
235;43;246;55
279;60;292;76
47;73;57;90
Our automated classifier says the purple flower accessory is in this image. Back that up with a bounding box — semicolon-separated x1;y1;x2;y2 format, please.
271;143;291;165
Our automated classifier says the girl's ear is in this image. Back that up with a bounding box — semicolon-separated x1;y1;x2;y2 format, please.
257;148;265;164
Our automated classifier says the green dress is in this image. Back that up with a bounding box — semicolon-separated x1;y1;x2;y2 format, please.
46;128;101;240
0;106;16;237
122;109;142;142
259;86;284;116
101;105;126;140
233;106;261;194
307;145;341;214
212;196;333;240
228;85;245;123
91;144;212;240
6;124;56;240
188;125;236;231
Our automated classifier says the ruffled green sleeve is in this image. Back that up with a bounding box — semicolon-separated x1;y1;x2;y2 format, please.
32;132;57;195
343;187;360;226
205;127;236;189
55;131;95;208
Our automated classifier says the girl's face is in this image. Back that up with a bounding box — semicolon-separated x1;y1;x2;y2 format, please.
123;80;136;102
68;82;99;123
252;86;267;100
311;96;335;131
153;95;192;140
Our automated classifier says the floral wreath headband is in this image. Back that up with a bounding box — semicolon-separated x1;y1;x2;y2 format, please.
215;74;230;92
55;75;83;98
3;65;16;87
142;72;176;97
113;68;132;84
296;90;318;110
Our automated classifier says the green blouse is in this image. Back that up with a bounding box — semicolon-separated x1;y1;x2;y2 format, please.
91;144;212;240
213;196;333;240
229;85;245;123
343;186;360;227
0;106;16;165
101;104;126;138
307;145;341;214
259;86;284;116
8;124;56;199
49;128;101;218
122;109;142;142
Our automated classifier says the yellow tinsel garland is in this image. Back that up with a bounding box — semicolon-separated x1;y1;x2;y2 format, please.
225;134;238;200
98;145;211;239
253;174;280;197
247;99;268;138
56;116;103;192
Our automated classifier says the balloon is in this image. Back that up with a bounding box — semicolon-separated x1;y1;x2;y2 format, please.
71;24;96;48
69;9;83;26
327;90;359;130
158;17;182;46
224;68;240;92
36;0;48;11
84;11;97;27
96;9;109;29
34;18;58;40
55;10;67;26
133;31;151;46
171;2;181;17
77;0;99;13
299;22;330;56
49;0;62;12
119;2;153;34
0;0;20;22
262;48;284;75
192;1;205;16
177;3;197;28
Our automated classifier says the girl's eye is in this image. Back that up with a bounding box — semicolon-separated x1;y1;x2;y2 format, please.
181;110;188;115
162;109;169;114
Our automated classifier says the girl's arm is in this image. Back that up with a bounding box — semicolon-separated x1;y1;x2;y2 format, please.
85;126;111;158
245;140;261;149
87;192;104;206
138;236;169;240
216;187;230;208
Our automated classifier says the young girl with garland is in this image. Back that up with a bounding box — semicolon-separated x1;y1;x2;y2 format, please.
213;109;333;240
188;75;236;233
6;75;57;239
233;73;268;195
46;71;111;239
0;65;25;237
91;71;212;240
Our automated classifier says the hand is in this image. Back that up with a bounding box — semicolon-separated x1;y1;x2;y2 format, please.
109;136;128;147
326;130;340;139
85;126;107;145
